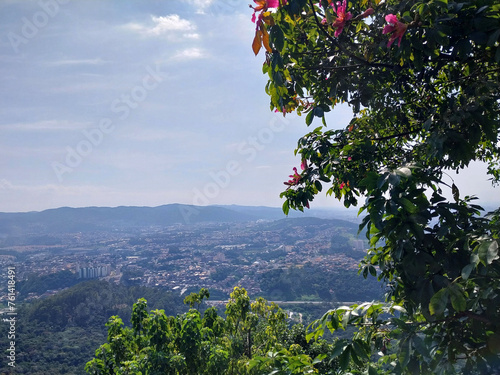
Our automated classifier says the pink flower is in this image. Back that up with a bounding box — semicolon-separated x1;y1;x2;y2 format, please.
300;159;308;170
360;8;374;18
331;0;352;37
251;0;280;25
284;167;301;186
339;180;350;190
383;14;407;48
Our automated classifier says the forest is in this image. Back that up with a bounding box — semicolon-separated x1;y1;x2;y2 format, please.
0;281;185;375
1;278;367;374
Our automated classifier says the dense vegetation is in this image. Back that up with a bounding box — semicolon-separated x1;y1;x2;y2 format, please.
17;270;82;299
0;278;358;375
85;288;348;375
0;281;185;375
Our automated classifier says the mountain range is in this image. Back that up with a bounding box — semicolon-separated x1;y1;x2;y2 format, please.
0;204;357;237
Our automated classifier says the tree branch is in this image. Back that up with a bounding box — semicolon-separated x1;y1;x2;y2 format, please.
371;128;421;142
307;0;395;70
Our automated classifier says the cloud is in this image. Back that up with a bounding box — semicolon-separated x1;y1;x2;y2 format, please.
150;15;195;33
124;14;199;39
171;47;206;60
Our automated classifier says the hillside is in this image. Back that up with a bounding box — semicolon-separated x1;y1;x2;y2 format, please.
0;281;185;375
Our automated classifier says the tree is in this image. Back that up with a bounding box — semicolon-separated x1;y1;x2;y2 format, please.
251;0;500;373
86;288;334;374
183;288;210;310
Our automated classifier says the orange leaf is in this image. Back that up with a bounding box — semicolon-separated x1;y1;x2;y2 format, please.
252;30;262;55
261;25;272;53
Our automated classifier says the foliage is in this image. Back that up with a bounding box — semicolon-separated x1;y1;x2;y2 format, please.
85;287;350;374
17;270;81;299
0;281;184;375
252;0;500;373
183;288;210;309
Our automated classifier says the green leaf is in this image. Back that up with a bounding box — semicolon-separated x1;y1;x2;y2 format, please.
391;305;407;314
396;167;412;178
282;200;290;216
398;336;411;368
369;265;377;277
305;110;314;126
399;197;418;214
448;283;466;312
429;288;449;316
338;346;351;371
388;173;401;186
423;117;432;130
270;25;285;52
352;339;370;361
329;312;340;331
478;240;499;265
313;106;324;118
330;340;347;358
312;354;326;364
314;180;323;192
359;172;379;190
461;263;474;280
412;335;429;359
362;265;369;278
377;173;389;189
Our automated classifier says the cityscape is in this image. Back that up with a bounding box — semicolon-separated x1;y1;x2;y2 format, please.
0;205;370;302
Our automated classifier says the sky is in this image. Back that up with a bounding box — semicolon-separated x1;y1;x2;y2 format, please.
0;0;497;213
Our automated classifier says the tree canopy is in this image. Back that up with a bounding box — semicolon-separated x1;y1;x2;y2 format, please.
251;0;500;373
86;288;337;374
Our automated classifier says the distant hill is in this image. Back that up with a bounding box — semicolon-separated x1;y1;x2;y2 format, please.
0;204;353;237
0;204;254;236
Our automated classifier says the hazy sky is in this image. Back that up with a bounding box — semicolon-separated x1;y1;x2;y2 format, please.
0;0;497;212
